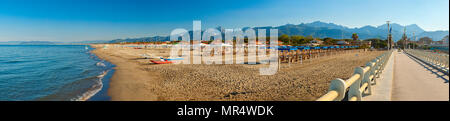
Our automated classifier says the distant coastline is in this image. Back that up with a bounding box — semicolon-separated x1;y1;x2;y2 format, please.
0;40;107;45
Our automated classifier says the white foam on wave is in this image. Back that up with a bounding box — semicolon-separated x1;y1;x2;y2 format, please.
72;70;109;101
96;62;106;67
73;47;111;101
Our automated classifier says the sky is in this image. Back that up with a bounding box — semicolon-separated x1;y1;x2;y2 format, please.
0;0;448;42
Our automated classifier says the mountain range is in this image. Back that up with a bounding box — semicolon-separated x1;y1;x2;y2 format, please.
253;21;447;42
98;21;448;43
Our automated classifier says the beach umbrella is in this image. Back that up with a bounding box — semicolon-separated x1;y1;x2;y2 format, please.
289;47;298;50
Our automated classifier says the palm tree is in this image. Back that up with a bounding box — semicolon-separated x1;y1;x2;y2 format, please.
352;33;359;41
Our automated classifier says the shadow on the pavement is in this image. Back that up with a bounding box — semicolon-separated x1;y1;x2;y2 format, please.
403;52;449;83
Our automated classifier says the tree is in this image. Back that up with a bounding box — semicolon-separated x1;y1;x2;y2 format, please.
364;38;387;49
421;45;431;50
418;37;433;45
304;35;314;43
279;34;289;44
396;39;407;49
407;43;418;49
358;43;370;49
352;33;359;41
322;37;337;45
290;35;304;45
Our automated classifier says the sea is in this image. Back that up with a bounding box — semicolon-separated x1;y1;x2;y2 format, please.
0;45;114;101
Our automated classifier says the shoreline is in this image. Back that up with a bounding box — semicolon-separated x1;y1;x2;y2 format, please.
90;44;160;101
82;45;114;101
85;63;114;101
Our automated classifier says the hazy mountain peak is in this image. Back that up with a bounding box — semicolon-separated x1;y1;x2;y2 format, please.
306;21;348;30
405;24;425;33
310;21;326;24
407;24;419;27
360;25;377;29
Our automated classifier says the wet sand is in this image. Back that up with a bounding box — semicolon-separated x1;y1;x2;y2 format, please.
91;44;384;101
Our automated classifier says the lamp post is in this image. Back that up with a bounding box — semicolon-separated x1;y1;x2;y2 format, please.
387;21;391;50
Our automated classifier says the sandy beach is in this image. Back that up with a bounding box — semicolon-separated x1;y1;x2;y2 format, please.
91;44;384;101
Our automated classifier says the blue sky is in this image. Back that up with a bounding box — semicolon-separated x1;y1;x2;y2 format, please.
0;0;448;42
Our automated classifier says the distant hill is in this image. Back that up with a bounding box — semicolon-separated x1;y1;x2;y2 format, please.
442;35;449;41
19;41;57;45
71;40;111;44
0;41;23;45
109;36;170;43
100;21;449;43
417;31;449;41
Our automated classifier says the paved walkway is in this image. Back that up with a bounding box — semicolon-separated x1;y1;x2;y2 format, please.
363;51;394;101
391;51;449;101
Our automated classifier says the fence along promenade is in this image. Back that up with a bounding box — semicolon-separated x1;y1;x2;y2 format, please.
404;49;449;75
317;50;393;101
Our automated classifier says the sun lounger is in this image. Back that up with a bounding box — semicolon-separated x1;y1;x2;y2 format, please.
150;60;173;64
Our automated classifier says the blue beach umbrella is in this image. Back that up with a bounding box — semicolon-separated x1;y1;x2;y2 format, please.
289;47;298;50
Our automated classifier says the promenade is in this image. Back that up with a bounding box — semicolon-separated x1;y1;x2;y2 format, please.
391;51;449;101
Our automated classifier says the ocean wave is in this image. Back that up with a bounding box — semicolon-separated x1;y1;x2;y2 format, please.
1;45;115;101
72;70;109;101
42;46;112;101
96;62;106;67
3;60;29;64
76;46;113;101
81;69;93;75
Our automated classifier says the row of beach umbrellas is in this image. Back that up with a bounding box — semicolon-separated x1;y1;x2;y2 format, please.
271;46;360;50
116;44;359;50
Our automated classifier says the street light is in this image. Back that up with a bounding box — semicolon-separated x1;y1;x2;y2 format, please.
387;21;390;50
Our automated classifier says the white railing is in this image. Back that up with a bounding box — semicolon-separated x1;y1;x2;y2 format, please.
317;50;393;101
404;49;449;75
